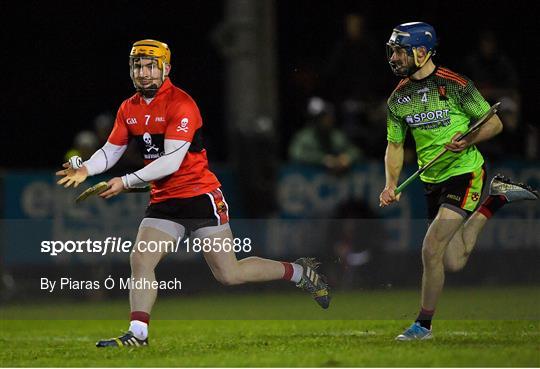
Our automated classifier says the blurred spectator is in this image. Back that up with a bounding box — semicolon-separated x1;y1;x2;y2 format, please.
282;60;324;159
289;97;361;174
464;30;528;160
64;130;99;162
324;13;387;159
325;14;379;103
93;112;115;146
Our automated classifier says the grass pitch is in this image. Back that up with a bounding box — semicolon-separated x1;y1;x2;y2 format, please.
1;287;539;367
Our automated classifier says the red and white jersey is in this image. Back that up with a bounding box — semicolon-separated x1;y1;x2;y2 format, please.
108;78;221;203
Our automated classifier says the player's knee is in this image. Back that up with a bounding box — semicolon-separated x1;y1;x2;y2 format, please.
444;250;470;272
130;249;154;274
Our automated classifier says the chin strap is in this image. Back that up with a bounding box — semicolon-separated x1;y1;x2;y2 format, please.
412;48;433;68
402;48;433;77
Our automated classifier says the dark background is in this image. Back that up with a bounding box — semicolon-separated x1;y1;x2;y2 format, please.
1;0;539;303
2;0;536;168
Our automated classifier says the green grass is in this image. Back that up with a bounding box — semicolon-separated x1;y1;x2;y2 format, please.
1;287;539;367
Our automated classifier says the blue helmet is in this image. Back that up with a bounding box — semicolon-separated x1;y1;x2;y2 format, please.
386;22;437;76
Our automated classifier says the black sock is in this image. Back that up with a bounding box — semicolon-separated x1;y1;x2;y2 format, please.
415;307;434;329
478;195;507;219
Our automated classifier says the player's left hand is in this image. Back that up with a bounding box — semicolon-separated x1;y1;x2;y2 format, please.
445;132;469;152
98;177;125;199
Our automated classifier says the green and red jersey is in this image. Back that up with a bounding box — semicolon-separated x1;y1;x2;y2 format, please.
386;66;491;183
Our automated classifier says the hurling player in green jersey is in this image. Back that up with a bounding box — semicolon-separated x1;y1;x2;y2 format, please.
379;22;538;341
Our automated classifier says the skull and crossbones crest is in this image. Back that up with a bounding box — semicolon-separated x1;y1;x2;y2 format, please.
143;132;159;152
176;117;189;132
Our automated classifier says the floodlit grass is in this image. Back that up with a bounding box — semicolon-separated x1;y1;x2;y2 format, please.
1;287;539;367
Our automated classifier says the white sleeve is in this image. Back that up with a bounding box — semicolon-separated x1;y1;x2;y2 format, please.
83;142;127;176
121;139;190;189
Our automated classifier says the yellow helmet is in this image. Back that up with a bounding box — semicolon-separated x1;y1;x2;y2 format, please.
129;39;171;96
130;39;171;70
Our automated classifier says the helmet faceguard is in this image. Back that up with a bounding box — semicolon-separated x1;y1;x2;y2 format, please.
386;22;437;77
129;39;171;98
386;41;414;77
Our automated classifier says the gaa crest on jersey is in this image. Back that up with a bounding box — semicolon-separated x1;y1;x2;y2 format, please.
397;95;411;104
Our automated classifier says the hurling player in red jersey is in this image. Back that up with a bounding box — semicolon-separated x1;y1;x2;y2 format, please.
56;39;330;347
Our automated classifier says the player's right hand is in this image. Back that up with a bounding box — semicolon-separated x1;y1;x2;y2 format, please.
379;186;401;207
56;162;88;188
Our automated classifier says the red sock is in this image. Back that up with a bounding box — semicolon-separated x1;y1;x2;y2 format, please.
281;262;294;281
130;311;150;325
478;195;507;219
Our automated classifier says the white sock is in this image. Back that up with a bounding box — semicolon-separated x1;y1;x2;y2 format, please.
291;263;303;283
129;320;148;340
